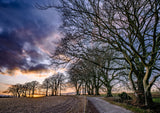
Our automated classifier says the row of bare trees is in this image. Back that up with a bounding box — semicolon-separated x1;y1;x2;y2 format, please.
40;0;160;106
8;73;65;97
8;81;39;98
68;46;128;96
42;73;65;96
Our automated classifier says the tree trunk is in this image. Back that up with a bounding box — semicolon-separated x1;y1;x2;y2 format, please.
135;80;145;105
55;90;57;96
60;84;61;96
106;87;113;97
51;88;54;96
55;91;56;96
25;90;27;97
29;90;31;97
46;83;49;96
144;87;153;106
87;86;91;95
76;89;79;95
46;89;48;96
18;93;20;98
91;85;94;95
143;67;153;106
32;88;34;97
91;88;94;95
95;86;100;95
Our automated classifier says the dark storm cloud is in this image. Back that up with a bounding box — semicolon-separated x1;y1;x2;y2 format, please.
0;0;61;73
27;64;48;72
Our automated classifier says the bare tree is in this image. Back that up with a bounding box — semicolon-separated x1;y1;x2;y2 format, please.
68;59;102;95
8;84;23;98
42;78;50;96
68;65;83;95
41;0;160;106
30;81;39;97
85;46;126;97
8;86;17;97
49;73;64;96
49;76;56;96
25;82;32;97
22;84;28;97
55;73;64;96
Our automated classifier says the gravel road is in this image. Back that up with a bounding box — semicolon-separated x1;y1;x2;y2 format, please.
87;97;133;113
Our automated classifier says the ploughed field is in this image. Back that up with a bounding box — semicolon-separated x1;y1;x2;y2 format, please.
0;96;86;113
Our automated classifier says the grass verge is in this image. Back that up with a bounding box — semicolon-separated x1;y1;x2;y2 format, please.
153;97;160;103
103;98;155;113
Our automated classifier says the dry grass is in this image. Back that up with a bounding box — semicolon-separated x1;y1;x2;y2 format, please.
0;96;86;113
102;97;157;113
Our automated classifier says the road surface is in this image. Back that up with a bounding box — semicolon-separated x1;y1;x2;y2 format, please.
87;97;133;113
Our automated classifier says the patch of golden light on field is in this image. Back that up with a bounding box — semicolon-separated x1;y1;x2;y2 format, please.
26;94;45;98
33;94;45;98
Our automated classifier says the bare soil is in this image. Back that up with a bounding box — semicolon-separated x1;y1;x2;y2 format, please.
0;96;86;113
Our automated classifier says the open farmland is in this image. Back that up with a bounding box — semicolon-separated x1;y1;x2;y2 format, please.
0;96;86;113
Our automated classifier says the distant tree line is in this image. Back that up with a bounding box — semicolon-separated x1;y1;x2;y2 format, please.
8;81;39;98
42;72;65;96
7;73;65;97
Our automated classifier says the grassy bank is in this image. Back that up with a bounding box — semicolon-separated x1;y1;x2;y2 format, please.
153;97;160;103
103;97;155;113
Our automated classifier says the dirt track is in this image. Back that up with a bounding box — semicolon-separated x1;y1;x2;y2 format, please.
0;96;86;113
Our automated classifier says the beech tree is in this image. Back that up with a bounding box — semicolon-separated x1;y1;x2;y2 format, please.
22;84;28;97
8;86;17;97
91;48;126;97
42;78;50;96
30;81;39;97
40;0;160;106
8;84;23;97
67;46;126;96
48;73;64;96
69;67;83;95
25;82;32;97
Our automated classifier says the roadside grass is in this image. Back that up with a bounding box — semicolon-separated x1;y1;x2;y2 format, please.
153;97;160;103
101;92;160;97
103;98;155;113
100;93;119;97
152;92;160;104
100;92;160;113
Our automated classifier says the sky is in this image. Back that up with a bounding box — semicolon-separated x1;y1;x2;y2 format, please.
0;0;65;94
